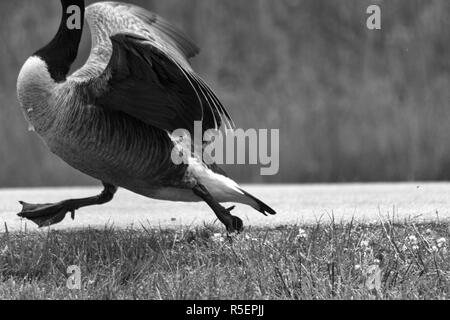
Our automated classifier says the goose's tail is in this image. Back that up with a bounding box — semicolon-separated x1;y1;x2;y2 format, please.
190;161;276;216
238;188;277;216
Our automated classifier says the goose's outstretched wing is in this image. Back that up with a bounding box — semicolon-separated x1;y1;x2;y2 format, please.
105;1;200;59
79;2;234;134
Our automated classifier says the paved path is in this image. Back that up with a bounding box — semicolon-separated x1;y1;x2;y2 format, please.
1;183;450;232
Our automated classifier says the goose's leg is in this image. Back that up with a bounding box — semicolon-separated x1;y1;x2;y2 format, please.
193;184;243;233
17;182;117;228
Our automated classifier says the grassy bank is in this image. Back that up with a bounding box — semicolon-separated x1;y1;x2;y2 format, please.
0;218;449;300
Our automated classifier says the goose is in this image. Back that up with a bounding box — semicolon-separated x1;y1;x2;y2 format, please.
16;0;276;232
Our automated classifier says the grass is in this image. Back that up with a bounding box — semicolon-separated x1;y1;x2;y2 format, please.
0;217;449;300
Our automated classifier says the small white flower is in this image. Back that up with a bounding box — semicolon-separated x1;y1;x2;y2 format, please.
408;235;418;244
374;259;380;265
437;238;446;248
298;228;308;237
431;245;438;252
1;245;8;255
212;233;224;242
243;234;258;242
412;245;419;251
360;240;370;248
296;228;308;240
354;264;361;270
298;227;306;232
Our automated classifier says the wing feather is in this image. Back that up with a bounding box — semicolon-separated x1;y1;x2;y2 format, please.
114;2;200;59
89;33;233;134
78;3;234;135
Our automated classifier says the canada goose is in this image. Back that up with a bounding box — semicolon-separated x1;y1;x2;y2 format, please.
16;0;276;232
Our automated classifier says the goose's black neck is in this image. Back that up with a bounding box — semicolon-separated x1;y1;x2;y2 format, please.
34;0;85;82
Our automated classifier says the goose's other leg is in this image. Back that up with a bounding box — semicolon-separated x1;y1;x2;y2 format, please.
193;184;243;233
17;182;117;228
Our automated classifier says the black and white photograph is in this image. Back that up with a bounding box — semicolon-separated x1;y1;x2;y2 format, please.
0;0;449;304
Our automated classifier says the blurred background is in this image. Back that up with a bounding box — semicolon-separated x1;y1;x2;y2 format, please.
1;0;450;187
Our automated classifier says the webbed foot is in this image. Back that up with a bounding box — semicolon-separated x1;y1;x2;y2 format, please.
222;205;243;233
16;183;118;228
18;201;76;228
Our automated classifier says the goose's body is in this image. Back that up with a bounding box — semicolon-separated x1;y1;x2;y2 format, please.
19;55;189;201
16;0;275;231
